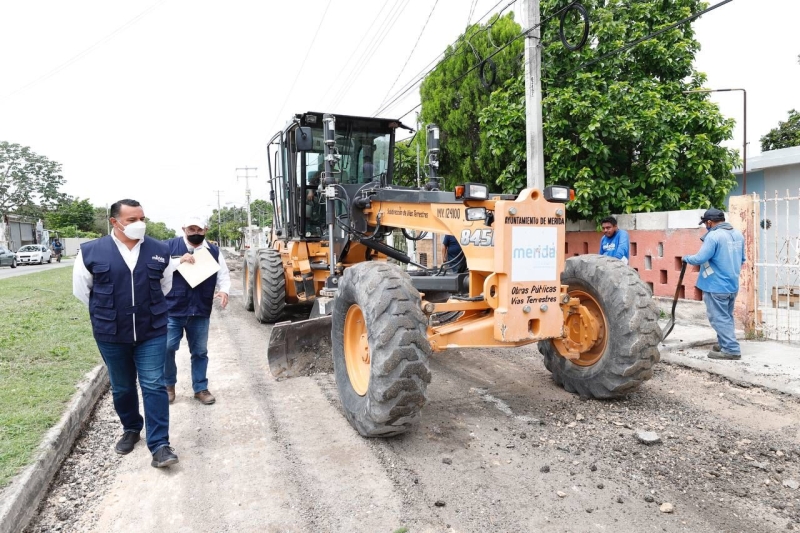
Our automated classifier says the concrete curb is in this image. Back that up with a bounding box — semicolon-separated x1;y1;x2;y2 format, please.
659;350;800;398
0;364;109;533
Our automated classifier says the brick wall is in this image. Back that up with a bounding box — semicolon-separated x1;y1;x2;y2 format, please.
565;228;705;300
566;209;707;301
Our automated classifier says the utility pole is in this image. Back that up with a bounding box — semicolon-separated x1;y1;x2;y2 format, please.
415;112;421;189
105;203;110;235
522;0;545;190
212;190;223;245
236;166;256;248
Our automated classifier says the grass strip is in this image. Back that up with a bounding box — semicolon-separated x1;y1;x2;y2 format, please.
0;267;100;489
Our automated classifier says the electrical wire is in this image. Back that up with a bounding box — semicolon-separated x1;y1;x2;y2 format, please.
325;0;402;109
372;0;513;117
466;0;479;27
2;0;169;102
373;0;517;117
375;0;441;113
268;0;333;131
559;0;734;80
329;0;411;110
340;0;412;107
319;2;392;107
446;1;578;88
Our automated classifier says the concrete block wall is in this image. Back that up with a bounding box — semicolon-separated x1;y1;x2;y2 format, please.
566;210;708;300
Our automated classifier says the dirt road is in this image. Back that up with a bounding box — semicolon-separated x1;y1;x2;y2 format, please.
26;273;800;532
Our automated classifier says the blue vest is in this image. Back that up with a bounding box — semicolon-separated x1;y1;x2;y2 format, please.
81;235;170;344
165;237;220;318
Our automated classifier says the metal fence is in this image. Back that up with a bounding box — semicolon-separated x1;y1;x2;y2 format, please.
755;189;800;342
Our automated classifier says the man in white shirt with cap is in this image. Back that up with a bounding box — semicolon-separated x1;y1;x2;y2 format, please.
164;215;231;405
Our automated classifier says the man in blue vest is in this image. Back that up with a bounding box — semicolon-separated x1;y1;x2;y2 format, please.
164;216;230;405
73;199;179;468
599;216;630;264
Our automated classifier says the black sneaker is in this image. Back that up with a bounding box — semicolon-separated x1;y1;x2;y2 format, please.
115;432;141;455
707;350;741;360
712;344;721;352
151;446;179;468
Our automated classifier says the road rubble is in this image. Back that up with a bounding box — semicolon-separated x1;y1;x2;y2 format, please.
23;272;800;532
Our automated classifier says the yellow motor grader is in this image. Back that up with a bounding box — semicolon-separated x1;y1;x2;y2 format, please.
242;112;660;437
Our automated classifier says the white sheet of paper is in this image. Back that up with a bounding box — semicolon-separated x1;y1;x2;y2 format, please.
177;247;220;288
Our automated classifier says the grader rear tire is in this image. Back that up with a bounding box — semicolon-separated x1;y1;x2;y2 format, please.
332;262;432;437
538;255;661;399
241;251;255;312
254;249;286;323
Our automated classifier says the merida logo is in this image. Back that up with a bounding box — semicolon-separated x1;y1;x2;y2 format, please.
151;255;166;263
513;245;556;259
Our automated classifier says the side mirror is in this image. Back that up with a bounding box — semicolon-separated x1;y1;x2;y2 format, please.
295;127;313;152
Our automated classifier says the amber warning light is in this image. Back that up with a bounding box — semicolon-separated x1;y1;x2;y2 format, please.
455;182;488;201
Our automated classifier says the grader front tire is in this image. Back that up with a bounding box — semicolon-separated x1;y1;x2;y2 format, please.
539;255;661;399
254;249;286;324
332;263;432;437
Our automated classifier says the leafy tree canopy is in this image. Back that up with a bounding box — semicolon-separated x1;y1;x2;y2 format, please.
91;206;111;236
422;1;737;220
145;220;176;240
250;199;274;228
45;197;95;232
419;13;524;184
0;141;66;216
393;137;421;187
760;109;800;152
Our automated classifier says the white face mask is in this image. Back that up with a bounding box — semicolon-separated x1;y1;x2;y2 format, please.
118;220;147;240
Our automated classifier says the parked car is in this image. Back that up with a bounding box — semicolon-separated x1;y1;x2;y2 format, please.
16;245;52;265
0;246;17;268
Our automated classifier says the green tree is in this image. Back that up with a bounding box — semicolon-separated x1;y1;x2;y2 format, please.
45;197;95;231
419;13;524;184
476;0;738;219
760;110;800;152
393;138;421;187
250;199;274;227
47;226;100;238
0;142;66;216
145;220;176;240
91;206;110;236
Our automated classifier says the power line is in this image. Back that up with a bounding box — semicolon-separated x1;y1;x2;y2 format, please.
392;1;734;126
268;0;333;131
375;0;441;113
560;0;734;79
330;0;411;110
466;0;480;27
319;2;392;107
329;0;407;108
1;0;169;102
373;0;516;117
379;0;512;108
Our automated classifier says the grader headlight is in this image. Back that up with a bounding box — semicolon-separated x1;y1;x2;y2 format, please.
543;185;573;203
465;207;487;221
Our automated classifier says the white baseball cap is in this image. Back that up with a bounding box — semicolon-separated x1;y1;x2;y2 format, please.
183;216;207;229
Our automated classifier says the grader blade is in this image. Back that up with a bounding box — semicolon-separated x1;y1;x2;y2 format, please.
267;316;333;378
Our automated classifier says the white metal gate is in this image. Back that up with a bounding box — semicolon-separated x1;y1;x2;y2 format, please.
755;189;800;342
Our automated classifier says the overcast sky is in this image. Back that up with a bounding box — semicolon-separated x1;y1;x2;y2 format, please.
1;0;797;232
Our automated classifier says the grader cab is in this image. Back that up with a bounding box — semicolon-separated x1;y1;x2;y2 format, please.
242;112;661;437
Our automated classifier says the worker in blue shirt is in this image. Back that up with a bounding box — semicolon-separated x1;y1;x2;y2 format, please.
683;208;746;360
599;216;630;264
